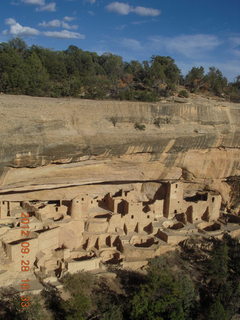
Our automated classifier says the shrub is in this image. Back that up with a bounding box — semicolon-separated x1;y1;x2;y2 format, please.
134;123;146;131
109;117;118;127
130;269;195;320
135;90;158;102
153;118;161;127
178;89;189;98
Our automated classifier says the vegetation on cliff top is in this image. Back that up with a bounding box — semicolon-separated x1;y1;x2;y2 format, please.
0;235;240;320
0;38;240;102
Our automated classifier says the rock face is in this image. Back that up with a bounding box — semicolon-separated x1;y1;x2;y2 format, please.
0;94;240;286
0;94;239;202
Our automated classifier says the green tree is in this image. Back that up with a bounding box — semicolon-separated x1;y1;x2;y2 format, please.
130;270;195;320
207;241;229;287
63;293;91;320
8;37;28;55
205;67;228;96
227;75;240;102
0;45;28;94
25;52;49;96
185;66;205;92
207;298;228;320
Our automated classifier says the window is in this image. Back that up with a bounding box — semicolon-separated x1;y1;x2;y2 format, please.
176;184;178;188
147;215;150;218
174;210;177;213
131;215;134;219
212;197;215;203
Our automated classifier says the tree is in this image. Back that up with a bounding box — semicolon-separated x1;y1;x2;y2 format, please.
207;241;229;288
150;56;180;84
130;269;195;320
185;66;205;92
25;52;49;96
8;37;28;54
227;75;240;102
100;53;124;80
205;67;228;96
0;45;28;94
207;299;228;320
148;56;181;97
62;293;91;320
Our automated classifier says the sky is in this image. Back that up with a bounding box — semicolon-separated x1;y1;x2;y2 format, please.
0;0;240;80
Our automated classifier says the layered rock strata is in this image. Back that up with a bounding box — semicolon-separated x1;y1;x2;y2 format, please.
0;94;239;288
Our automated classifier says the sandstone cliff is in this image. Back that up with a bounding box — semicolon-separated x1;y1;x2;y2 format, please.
0;94;239;204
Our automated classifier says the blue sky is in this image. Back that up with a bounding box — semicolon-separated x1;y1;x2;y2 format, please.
0;0;240;80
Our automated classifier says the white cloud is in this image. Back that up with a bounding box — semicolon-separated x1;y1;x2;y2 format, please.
229;37;240;46
5;18;17;25
39;19;78;30
22;0;45;5
3;18;84;39
43;30;85;39
62;22;78;30
36;2;56;11
63;16;76;22
132;6;160;17
229;36;240;57
21;0;56;12
121;38;142;50
106;2;130;15
39;19;61;27
150;34;221;58
106;2;160;16
3;19;40;36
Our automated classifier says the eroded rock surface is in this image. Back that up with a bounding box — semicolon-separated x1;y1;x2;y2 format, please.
0;94;239;202
0;94;240;288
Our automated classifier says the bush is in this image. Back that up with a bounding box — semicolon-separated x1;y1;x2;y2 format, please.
109;117;118;127
153;118;161;127
178;89;189;98
130;269;196;320
134;123;146;131
135;90;158;102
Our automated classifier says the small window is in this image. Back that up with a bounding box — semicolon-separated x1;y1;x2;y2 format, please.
56;207;58;212
3;201;5;205
131;215;134;219
82;198;84;201
147;215;150;218
91;201;93;204
174;210;177;214
176;184;178;188
212;197;215;203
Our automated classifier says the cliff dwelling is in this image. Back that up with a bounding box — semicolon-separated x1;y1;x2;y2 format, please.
0;94;239;294
1;180;239;290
